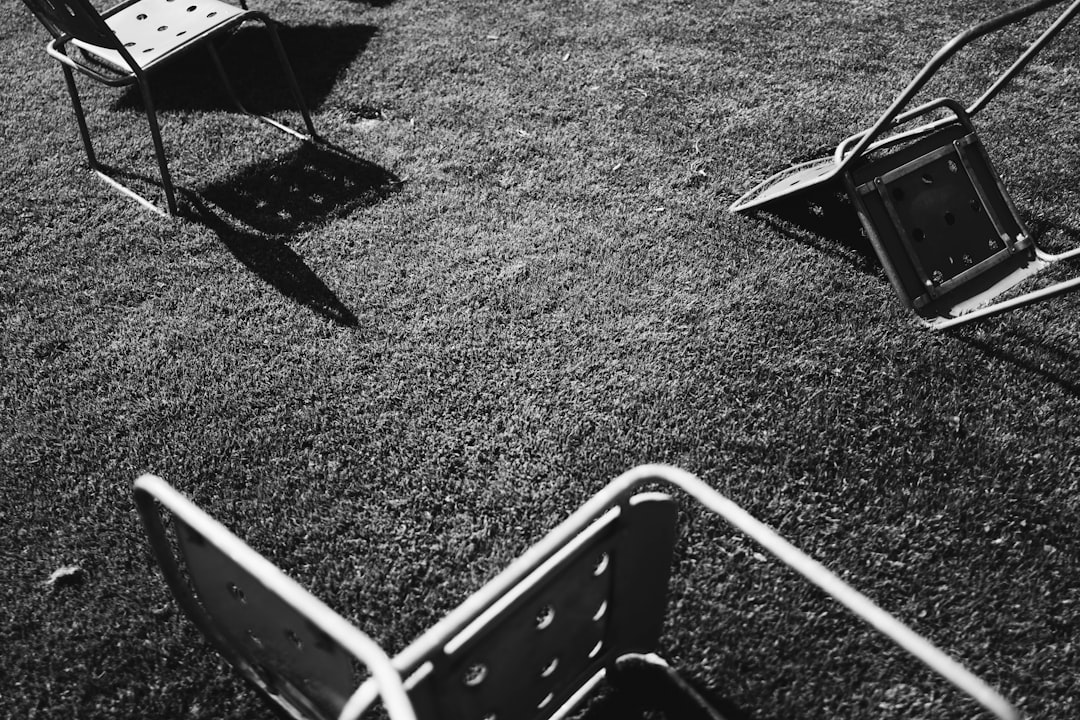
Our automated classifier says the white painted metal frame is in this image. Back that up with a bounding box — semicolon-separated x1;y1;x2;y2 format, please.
135;465;1018;720
133;474;416;720
730;0;1080;214
729;0;1080;329
22;0;316;215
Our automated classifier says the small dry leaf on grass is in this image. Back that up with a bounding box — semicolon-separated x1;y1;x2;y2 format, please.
151;604;174;619
45;564;86;589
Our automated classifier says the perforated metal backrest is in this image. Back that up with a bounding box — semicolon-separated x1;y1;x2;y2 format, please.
403;494;679;720
137;467;1019;720
172;514;357;719
21;0;118;47
136;476;675;720
134;475;416;720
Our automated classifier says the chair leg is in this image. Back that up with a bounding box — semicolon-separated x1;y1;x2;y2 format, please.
60;65;173;215
262;19;317;139
207;42;244;112
60;65;98;168
207;24;316;141
136;79;179;214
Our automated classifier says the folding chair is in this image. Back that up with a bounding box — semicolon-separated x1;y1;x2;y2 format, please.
133;466;1018;720
730;0;1080;329
21;0;317;215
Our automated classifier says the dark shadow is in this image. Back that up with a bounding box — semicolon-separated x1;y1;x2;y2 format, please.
743;180;881;276
93;136;400;237
115;23;377;112
952;311;1080;398
182;189;360;327
197;140;402;236
86;133;397;326
935;213;1080;393
178;138;401;326
582;657;753;720
1024;214;1080;255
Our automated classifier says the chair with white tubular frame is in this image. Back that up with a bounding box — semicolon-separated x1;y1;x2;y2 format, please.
133;466;1019;720
730;0;1080;329
21;0;317;215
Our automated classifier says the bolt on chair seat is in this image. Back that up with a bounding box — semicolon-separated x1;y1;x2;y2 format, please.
133;465;1018;720
22;0;317;215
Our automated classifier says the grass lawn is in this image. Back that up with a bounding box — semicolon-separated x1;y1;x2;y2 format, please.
2;0;1079;717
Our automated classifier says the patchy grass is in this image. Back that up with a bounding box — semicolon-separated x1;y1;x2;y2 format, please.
2;0;1079;718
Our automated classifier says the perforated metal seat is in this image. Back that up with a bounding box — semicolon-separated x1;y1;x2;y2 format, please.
68;0;248;71
731;0;1080;329
21;0;316;214
134;466;1018;720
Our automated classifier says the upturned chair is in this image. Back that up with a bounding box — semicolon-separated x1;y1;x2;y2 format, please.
731;0;1080;329
133;465;1018;720
21;0;317;215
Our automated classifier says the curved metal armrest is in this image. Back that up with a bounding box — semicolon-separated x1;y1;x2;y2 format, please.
637;465;1018;720
836;0;1079;174
133;474;418;720
45;37;137;85
344;465;1016;720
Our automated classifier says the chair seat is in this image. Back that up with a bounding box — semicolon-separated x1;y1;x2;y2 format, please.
69;0;245;72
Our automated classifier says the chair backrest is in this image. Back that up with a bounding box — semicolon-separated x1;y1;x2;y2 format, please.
21;0;118;47
134;474;679;720
399;493;679;720
138;466;1019;720
133;474;416;720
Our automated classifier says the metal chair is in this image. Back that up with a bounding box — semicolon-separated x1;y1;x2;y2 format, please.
731;0;1080;329
133;466;1018;720
21;0;317;215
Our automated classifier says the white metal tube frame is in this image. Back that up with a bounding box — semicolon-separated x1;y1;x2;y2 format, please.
834;0;1080;174
341;464;1018;720
730;0;1080;213
28;0;316;215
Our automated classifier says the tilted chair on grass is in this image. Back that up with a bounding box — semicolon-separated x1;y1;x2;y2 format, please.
133;466;1018;720
731;0;1080;329
21;0;317;215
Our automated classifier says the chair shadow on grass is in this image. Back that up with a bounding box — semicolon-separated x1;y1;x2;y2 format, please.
196;140;402;236
750;183;1080;393
184;191;360;326
98;21;395;326
958;325;1080;396
114;23;377;114
950;216;1080;397
740;178;881;277
179;140;402;327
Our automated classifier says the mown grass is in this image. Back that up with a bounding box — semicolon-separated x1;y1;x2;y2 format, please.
2;0;1079;718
